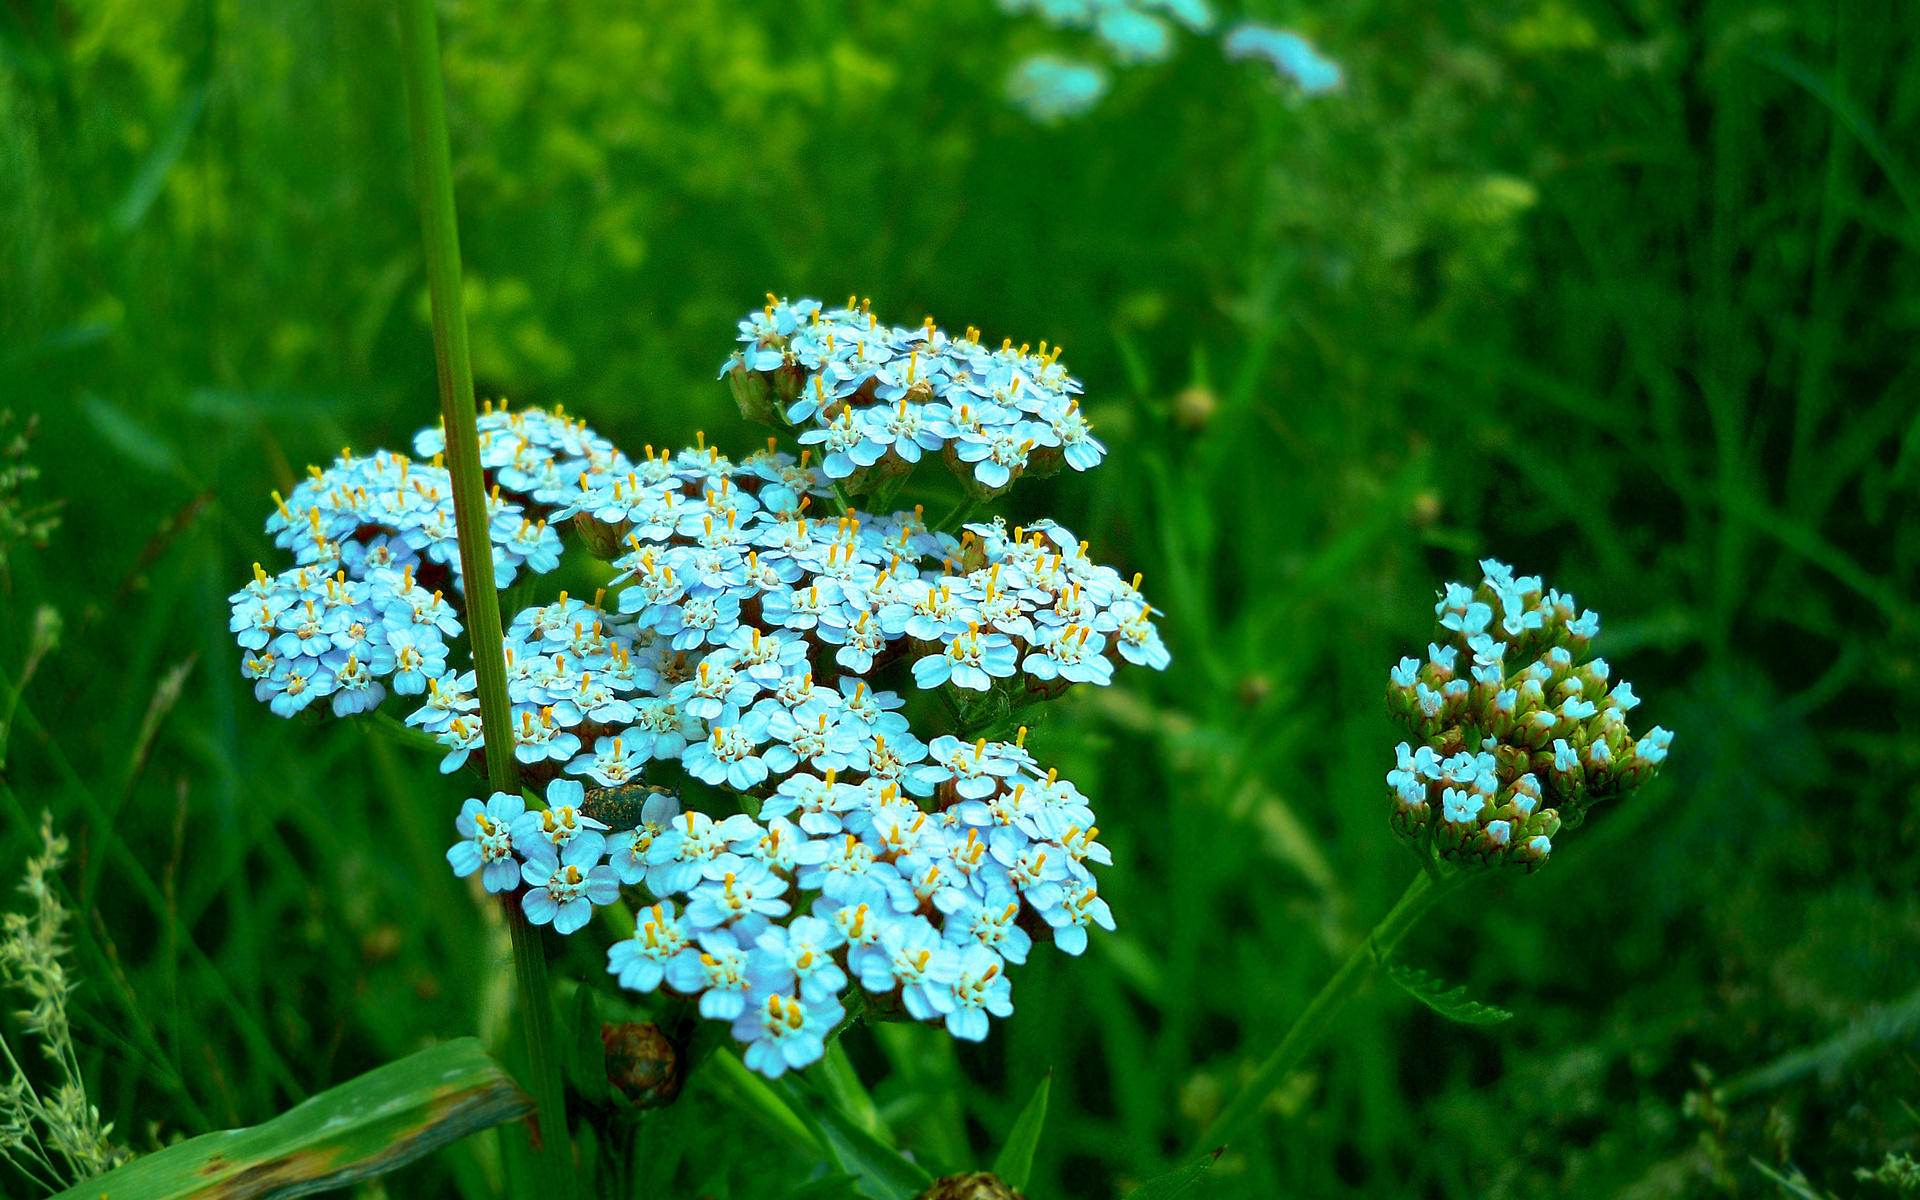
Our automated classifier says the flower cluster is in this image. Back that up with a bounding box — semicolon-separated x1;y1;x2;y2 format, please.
1384;559;1671;872
227;560;461;719
1222;24;1344;95
232;299;1169;1079
1000;0;1215;63
721;297;1106;499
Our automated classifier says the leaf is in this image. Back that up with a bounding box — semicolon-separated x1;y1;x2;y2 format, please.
816;1041;885;1138
990;1071;1051;1191
1127;1149;1222;1199
81;393;187;478
773;1075;933;1200
780;1174;865;1200
696;1048;827;1161
1386;963;1515;1026
110;83;208;236
52;1038;532;1200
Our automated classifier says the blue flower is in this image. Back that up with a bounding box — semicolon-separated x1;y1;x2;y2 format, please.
510;780;610;856
607;901;693;993
264;657;335;718
683;711;774;791
567;733;651;787
1223;24;1343;95
664;923;764;1020
1041;878;1114;955
686;862;792;928
435;716;485;773
946;886;1033;965
732;990;844;1079
941;944;1014;1041
644;811;762;897
1005;54;1108;122
387;627;449;696
605;791;683;884
1022;623;1114;686
519;831;619;935
913;624;1019;692
748;914;849;1004
1095;6;1172;61
325;649;387;717
850;914;963;1022
446;792;526;893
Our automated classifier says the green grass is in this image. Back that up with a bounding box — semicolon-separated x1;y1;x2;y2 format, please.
2;0;1919;1196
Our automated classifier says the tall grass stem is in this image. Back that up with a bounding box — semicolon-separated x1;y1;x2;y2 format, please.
1193;866;1473;1155
393;1;573;1194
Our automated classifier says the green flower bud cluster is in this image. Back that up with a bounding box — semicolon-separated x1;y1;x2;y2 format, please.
1384;560;1672;871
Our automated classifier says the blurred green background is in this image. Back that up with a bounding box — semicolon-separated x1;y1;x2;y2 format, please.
3;0;1919;1195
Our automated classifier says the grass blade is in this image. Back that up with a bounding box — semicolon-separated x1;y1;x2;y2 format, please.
990;1070;1051;1191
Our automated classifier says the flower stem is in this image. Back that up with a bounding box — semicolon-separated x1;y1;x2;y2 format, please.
1192;865;1475;1155
393;2;573;1194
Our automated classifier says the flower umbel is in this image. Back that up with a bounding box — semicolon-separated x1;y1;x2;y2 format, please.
1385;559;1672;872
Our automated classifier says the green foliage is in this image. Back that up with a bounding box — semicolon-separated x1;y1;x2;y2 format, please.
1;0;1918;1197
48;1039;530;1200
990;1071;1050;1191
1385;963;1514;1027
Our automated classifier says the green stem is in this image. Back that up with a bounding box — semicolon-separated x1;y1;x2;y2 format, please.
393;3;572;1195
932;497;976;534
1192;866;1474;1155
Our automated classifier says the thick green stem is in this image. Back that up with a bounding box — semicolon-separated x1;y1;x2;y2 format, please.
1193;866;1473;1155
393;2;573;1195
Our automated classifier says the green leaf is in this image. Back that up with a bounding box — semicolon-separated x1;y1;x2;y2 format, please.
780;1174;865;1200
774;1075;933;1200
990;1070;1051;1191
816;1041;885;1138
1385;963;1515;1026
697;1048;828;1161
52;1038;532;1200
1127;1150;1222;1199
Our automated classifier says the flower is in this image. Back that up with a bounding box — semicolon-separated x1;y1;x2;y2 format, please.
446;792;527;893
941;944;1014;1041
520;832;620;935
607;901;693;993
748;915;849;1004
664;924;763;1020
732;990;843;1079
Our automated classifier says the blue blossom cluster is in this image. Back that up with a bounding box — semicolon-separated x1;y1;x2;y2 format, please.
263;446;565;590
233;326;1165;1078
720;298;1106;499
452;743;1115;1077
1000;0;1214;63
1384;559;1671;872
420;445;1165;1075
228;560;461;719
413;401;628;515
1222;24;1344;95
1006;55;1110;122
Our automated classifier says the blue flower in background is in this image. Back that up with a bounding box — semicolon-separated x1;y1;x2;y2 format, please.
1006;55;1109;123
1223;24;1344;94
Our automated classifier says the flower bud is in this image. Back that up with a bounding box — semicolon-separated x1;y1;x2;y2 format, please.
601;1021;684;1108
1172;385;1218;432
726;359;782;426
916;1173;1025;1200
